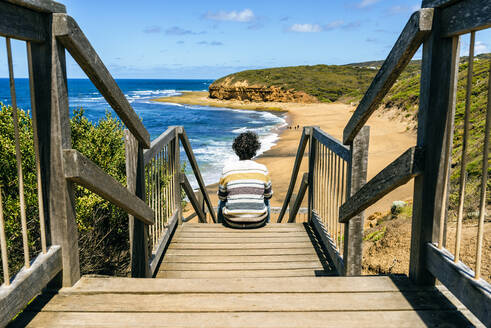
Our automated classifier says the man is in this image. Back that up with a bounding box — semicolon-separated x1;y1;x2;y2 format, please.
217;131;273;228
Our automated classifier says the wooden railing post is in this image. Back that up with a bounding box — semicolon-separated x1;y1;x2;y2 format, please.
409;10;460;285
27;18;80;287
343;126;369;276
174;127;183;224
307;131;316;223
125;130;150;277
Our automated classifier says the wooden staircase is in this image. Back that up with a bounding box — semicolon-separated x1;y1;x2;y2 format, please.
16;223;479;327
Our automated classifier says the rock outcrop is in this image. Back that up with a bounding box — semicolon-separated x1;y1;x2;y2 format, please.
209;78;318;103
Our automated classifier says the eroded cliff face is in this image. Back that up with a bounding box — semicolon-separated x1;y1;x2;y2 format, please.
209;78;318;103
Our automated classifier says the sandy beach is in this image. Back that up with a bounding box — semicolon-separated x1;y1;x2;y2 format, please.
155;92;417;216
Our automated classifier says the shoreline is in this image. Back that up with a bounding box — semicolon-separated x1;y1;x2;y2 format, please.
159;91;417;216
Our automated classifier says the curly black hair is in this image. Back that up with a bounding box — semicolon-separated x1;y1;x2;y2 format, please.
232;131;261;160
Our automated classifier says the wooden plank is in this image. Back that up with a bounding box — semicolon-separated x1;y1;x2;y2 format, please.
426;243;491;327
52;14;150;148
172;237;311;243
0;246;61;327
178;227;305;232
0;1;47;41
165;248;317;256
63;149;154;225
181;223;305;229
143;127;177;165
149;210;178;276
62;276;427;294
163;255;321;263
339;147;424;223
21;311;473;328
157;269;323;278
159;262;323;271
178;129;216;222
343;9;433;144
168;242;314;249
288;173;308;223
311;214;345;275
277;127;311;222
312;128;350;161
422;0;460;8
5;0;66;13
37;290;455;313
441;0;491;37
343;126;369;276
409;13;459;285
176;232;307;238
180;173;207;223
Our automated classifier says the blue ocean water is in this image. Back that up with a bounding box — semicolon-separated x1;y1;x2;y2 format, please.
0;78;286;186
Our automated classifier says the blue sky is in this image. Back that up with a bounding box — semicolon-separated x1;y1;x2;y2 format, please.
1;0;490;79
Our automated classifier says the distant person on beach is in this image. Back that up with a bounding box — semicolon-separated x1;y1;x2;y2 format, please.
217;132;273;228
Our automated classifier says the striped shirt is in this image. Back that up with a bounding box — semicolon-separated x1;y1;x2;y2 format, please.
218;160;273;222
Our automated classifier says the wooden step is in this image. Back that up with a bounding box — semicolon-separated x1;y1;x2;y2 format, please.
156;269;325;278
172;237;311;243
159;261;323;271
164;248;319;256
163;254;321;263
168;242;313;249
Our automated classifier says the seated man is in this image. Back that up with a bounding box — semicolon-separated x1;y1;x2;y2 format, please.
217;131;273;228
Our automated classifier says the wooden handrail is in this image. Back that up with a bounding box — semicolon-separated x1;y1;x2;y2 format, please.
440;0;491;37
0;1;47;42
339;147;424;223
343;9;433;144
53;14;151;148
312;128;350;162
178;128;217;223
5;0;66;13
144;126;178;165
288;173;308;223
63;149;155;225
277;127;311;222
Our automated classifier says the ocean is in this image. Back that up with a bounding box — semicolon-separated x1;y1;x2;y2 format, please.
0;78;286;187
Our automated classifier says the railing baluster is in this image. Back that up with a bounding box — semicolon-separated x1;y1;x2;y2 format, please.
454;32;475;262
475;59;491;280
336;155;341;250
0;188;9;285
6;37;30;269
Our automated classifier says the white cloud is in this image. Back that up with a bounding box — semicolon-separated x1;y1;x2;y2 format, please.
324;20;344;30
289;23;322;33
205;9;255;22
475;41;489;54
356;0;381;8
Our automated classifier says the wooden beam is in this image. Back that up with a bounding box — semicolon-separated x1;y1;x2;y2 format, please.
312;128;350;162
63;149;154;225
52;14;150;148
0;1;47;42
426;243;491;326
339;147;424;223
310;214;345;275
143;127;178;165
179;128;216;222
0;246;61;327
288;173;308;223
180;173;207;223
278;127;311;222
343;126;369;276
343;9;433;145
5;0;66;13
149;210;178;277
421;0;461;8
440;0;491;37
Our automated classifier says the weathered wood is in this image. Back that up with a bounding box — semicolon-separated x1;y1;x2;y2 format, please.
307;129;316;223
278;127;311;222
169;242;314;249
172;130;182;224
5;0;66;13
0;246;61;327
181;223;305;229
160;261;323;271
343;9;433;144
288;174;308;223
35;29;80;287
174;236;311;243
163;255;321;263
426;243;491;326
63;149;154;225
124;130;137;265
180;173;207;223
409;12;459;285
312;128;350;161
339;147;424;223
157;269;322;279
421;0;460;8
177;232;307;238
21;310;473;328
0;1;48;42
343;126;369;276
165;248;317;256
178;128;216;222
311;214;345;275
143;127;177;165
440;0;491;37
149;210;178;276
62;275;435;294
52;14;150;148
